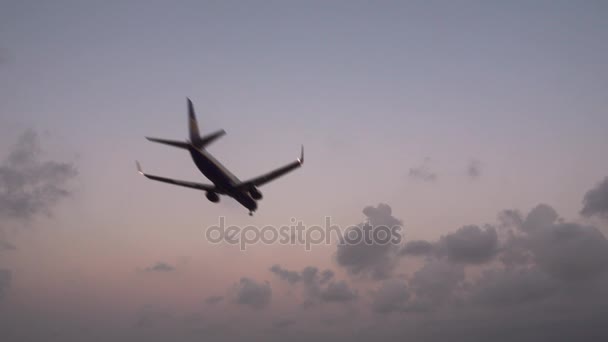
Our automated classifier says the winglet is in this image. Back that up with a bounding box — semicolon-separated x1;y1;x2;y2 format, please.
297;145;304;165
136;161;144;175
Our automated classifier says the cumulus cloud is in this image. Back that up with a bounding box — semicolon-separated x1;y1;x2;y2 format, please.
581;177;608;219
145;262;175;272
335;203;403;279
527;222;608;280
471;267;557;307
438;225;499;263
0;269;11;301
495;204;608;280
401;225;499;264
234;278;272;310
0;129;78;221
521;203;558;232
270;265;357;306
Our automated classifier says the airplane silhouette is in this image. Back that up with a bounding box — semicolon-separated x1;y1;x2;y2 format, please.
136;99;303;215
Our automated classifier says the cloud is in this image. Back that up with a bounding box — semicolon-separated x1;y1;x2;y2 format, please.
204;295;224;305
408;159;437;182
520;203;558;232
0;240;16;252
0;129;77;221
270;265;357;306
0;269;11;301
400;240;434;256
234;277;272;310
371;279;410;314
145;262;175;272
467;159;482;179
319;281;357;302
438;225;499;263
471;267;557;307
581;177;608;219
496;204;608;281
410;259;465;306
401;225;499;264
526;222;608;281
273;319;296;329
335;203;402;279
135;308;174;328
270;264;301;284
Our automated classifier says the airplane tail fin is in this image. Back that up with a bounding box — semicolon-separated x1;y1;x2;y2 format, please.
187;98;226;148
188;98;202;146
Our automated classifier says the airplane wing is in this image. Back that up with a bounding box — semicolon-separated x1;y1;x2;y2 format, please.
136;161;223;193
237;146;304;188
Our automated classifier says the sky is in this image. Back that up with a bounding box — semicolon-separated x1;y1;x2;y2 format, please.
1;1;608;341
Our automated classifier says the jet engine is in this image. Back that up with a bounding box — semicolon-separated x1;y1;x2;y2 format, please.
206;191;220;203
249;187;263;200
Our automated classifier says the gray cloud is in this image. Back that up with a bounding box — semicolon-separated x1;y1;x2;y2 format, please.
0;240;16;252
0;269;11;302
335;203;402;279
401;225;499;264
521;203;558;232
204;295;224;305
145;262;175;272
273;319;296;329
581;177;608;219
410;259;465;306
319;269;334;284
400;240;434;256
270;265;356;306
527;222;608;281
498;209;524;229
371;279;410;314
135;308;174;328
408;160;437;182
467;159;482;179
235;277;272;310
270;264;301;284
497;204;608;281
439;225;499;263
471;267;557;307
0;129;78;221
319;281;357;302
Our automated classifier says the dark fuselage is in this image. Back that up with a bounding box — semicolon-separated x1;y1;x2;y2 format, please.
188;144;257;212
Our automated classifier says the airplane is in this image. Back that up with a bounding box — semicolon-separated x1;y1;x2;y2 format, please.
136;98;303;216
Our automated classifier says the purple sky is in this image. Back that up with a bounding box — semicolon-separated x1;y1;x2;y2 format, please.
1;1;608;341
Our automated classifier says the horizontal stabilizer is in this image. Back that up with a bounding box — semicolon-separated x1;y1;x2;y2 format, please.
146;137;190;149
198;129;226;148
